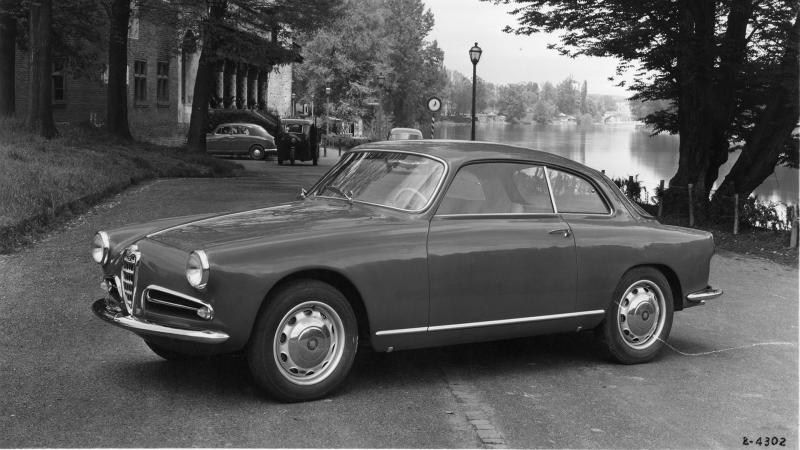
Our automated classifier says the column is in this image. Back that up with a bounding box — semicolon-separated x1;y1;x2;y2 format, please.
258;67;270;110
236;63;248;109
213;60;224;108
247;66;258;109
224;60;236;109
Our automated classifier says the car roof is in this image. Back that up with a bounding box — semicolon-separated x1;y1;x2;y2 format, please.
283;119;312;125
216;123;264;128
353;139;602;176
389;128;422;134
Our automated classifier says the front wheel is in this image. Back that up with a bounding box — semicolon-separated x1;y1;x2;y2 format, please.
600;267;673;364
247;280;358;402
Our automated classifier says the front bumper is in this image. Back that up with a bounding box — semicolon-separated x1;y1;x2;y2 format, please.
686;286;723;305
92;297;230;344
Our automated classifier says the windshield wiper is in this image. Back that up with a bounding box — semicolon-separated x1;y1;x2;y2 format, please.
322;185;353;203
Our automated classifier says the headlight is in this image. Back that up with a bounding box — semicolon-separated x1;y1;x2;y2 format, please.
185;250;210;290
91;231;110;264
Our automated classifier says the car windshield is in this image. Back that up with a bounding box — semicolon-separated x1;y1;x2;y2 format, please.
314;151;445;211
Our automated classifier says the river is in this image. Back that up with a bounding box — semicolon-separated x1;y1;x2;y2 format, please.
435;121;798;206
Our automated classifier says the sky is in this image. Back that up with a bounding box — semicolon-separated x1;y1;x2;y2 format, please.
424;0;633;97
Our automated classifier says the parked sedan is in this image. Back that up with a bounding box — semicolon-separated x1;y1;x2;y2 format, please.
90;140;722;402
206;123;276;160
387;127;423;140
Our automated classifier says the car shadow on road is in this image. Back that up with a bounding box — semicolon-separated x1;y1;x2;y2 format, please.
103;331;617;402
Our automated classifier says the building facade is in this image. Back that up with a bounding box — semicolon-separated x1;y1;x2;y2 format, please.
13;7;292;140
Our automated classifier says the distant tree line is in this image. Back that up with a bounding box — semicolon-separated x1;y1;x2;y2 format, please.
489;0;799;216
441;72;620;124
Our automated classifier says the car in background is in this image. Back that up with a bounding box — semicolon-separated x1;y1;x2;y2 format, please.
387;127;423;140
277;119;319;165
206;123;276;160
90;140;722;402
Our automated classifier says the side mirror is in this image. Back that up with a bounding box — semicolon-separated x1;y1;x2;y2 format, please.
298;188;308;200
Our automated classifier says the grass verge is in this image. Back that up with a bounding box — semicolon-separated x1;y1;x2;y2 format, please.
0;119;242;253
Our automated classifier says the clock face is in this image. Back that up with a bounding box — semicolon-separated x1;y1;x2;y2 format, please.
427;97;441;112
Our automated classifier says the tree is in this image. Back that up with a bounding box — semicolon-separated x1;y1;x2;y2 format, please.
27;0;57;138
105;0;132;139
490;0;799;214
496;85;525;122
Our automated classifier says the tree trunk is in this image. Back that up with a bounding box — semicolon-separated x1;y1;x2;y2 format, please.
27;1;40;127
27;0;56;138
713;15;799;202
703;0;754;194
186;39;211;152
669;0;715;199
106;0;132;139
0;10;16;116
187;2;226;152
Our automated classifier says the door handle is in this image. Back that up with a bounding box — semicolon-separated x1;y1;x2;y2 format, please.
548;228;572;238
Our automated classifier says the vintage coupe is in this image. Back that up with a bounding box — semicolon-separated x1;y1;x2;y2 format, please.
90;140;722;402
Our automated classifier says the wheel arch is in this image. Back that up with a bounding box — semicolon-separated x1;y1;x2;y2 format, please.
625;263;684;311
254;269;371;343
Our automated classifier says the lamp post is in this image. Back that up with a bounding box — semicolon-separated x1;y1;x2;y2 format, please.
325;86;331;156
377;74;385;140
291;92;296;117
469;42;482;141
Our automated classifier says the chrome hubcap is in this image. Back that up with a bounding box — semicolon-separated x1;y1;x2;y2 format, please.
617;280;665;349
273;301;344;385
252;148;263;158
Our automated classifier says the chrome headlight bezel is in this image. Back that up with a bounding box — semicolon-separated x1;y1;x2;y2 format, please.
185;250;210;290
91;231;110;265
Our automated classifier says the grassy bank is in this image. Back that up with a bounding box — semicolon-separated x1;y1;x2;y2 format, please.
0;119;241;253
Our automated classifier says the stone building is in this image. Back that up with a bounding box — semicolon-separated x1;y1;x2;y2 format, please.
12;5;292;139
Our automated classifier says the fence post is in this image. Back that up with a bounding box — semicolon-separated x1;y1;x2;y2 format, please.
733;193;739;235
688;183;694;227
657;180;664;218
323;136;327;157
338;138;342;156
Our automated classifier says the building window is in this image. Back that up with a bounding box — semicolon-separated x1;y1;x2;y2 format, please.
52;60;66;104
134;60;147;103
157;61;169;105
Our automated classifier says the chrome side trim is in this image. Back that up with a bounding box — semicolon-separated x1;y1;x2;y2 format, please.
374;326;428;336
92;298;228;344
687;287;723;303
543;166;559;214
374;310;605;336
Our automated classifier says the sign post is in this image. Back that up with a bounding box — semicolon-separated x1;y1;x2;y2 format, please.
427;96;441;139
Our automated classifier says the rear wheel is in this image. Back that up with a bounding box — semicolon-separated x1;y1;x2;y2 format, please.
247;280;358;402
249;145;266;160
600;267;673;364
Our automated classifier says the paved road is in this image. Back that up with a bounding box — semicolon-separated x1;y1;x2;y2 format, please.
0;153;797;448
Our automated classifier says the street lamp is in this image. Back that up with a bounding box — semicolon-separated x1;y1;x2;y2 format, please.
469;42;482;141
325;86;331;156
291;92;296;117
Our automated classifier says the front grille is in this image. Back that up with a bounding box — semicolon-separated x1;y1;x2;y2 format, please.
143;287;213;320
120;246;140;314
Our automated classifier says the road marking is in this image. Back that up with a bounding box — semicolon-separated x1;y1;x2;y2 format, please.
443;373;509;449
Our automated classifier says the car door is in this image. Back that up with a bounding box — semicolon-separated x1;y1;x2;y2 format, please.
208;125;233;154
427;162;578;332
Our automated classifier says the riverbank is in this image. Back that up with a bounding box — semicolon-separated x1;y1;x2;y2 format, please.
0;121;242;253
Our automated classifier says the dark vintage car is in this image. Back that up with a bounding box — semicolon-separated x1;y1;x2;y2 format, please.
90;140;722;402
206;123;276;160
277;118;319;165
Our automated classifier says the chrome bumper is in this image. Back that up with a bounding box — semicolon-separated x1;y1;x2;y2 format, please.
91;298;230;344
686;286;723;305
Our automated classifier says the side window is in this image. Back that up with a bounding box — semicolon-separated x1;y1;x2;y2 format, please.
437;163;554;215
547;168;609;214
216;126;230;134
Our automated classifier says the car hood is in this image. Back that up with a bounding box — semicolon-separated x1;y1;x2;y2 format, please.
145;199;400;251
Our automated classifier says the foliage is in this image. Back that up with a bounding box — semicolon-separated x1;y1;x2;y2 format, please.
612;175;644;203
488;0;798;207
740;198;791;231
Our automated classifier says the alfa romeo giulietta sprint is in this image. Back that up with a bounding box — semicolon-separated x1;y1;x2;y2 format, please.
91;140;722;402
